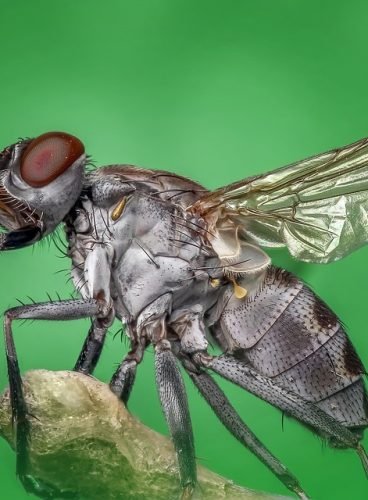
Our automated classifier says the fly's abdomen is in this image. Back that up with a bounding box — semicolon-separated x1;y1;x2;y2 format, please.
210;266;368;436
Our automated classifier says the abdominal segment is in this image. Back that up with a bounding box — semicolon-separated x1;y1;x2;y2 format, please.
210;266;368;436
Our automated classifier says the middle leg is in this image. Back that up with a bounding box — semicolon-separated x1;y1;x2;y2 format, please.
155;338;197;495
74;316;112;374
131;295;197;494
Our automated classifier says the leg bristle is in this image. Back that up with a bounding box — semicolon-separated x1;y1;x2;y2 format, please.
357;444;368;478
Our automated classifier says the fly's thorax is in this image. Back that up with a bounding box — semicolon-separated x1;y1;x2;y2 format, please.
110;193;179;261
65;197;114;301
109;209;217;318
65;179;222;321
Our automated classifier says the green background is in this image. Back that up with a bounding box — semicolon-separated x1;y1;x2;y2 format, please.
0;1;368;498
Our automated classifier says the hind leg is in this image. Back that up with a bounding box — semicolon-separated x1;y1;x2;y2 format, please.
192;352;368;473
176;349;308;498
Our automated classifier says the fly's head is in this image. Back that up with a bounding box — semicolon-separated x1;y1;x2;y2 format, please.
0;131;85;250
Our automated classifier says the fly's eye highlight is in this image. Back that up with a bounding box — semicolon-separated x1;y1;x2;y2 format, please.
20;131;85;187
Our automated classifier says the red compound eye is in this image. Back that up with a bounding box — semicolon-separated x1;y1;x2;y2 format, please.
20;132;85;187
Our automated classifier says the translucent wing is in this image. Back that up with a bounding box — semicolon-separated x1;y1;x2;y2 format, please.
190;137;368;263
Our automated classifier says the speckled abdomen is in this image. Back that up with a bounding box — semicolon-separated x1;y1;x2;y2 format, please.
211;266;368;436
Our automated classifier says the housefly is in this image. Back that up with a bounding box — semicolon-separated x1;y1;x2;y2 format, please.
1;131;368;499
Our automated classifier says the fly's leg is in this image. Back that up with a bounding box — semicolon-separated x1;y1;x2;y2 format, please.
111;295;173;405
155;338;197;497
178;350;308;499
110;357;136;404
74;316;112;374
194;353;368;465
135;294;197;495
110;336;147;405
73;237;114;376
3;298;108;498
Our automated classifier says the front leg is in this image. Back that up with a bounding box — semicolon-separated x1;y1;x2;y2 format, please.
3;298;109;498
